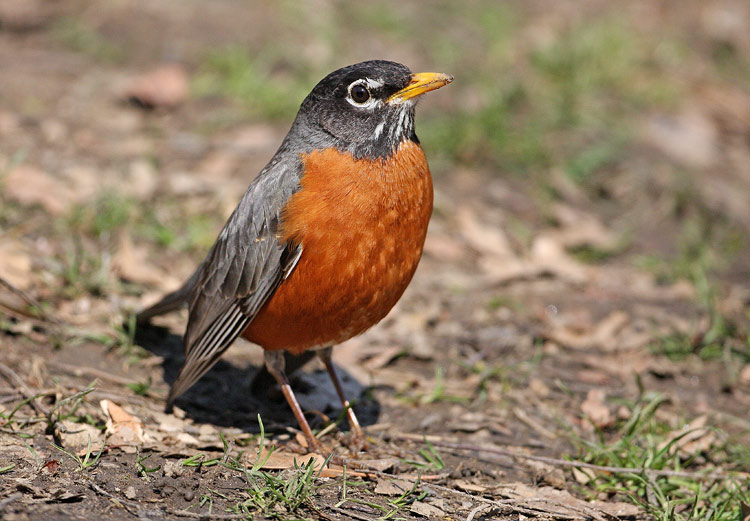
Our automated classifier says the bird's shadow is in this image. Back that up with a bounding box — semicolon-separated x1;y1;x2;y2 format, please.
133;322;380;435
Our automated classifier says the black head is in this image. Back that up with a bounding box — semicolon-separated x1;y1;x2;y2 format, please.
291;60;452;159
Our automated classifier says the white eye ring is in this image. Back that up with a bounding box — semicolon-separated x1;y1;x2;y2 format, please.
345;79;383;109
347;81;371;104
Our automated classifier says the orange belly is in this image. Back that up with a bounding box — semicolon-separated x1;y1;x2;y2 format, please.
242;141;433;354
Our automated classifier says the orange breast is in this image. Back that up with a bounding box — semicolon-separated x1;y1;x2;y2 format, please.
242;141;433;354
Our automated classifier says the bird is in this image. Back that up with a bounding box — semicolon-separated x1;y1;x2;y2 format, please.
137;60;452;452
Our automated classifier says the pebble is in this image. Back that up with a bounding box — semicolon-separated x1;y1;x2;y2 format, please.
124;486;137;500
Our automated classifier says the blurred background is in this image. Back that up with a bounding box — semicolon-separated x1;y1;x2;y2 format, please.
1;0;749;516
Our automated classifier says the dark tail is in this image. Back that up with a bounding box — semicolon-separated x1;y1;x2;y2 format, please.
136;265;202;324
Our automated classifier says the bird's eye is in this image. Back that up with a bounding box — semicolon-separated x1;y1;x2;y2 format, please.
349;84;371;104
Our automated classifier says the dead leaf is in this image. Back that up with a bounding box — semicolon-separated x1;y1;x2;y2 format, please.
423;232;465;261
49;489;86;503
250;450;325;471
363;345;404;370
124;65;189;109
551;204;617;249
525;459;566;489
124;159;159;200
40;459;60;475
528;378;551;398
453;479;487;493
317;465;370;478
572;467;594;485
100;399;145;446
456;207;516;259
581;389;613;429
351;458;396;472
590;499;641;518
174;432;200;447
548;311;630;352
59;420;104;452
0;240;33;290
3;164;73;215
375;478;412;496
529;235;588;283
658;415;716;456
294;431;308;448
643;109;718;169
498;482;634;519
113;234;177;288
739;364;750;386
152;411;189;433
410;500;445;518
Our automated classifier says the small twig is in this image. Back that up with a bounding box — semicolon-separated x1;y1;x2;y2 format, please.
330;505;379;521
0;394;23;404
513;406;558;439
465;504;492;521
168;509;244;519
387;432;748;481
0;362;47;416
47;361;137;386
89;482;141;517
0;493;22;510
0;276;62;325
427;481;593;520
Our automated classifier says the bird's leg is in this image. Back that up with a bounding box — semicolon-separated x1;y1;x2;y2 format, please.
263;350;323;453
317;346;366;451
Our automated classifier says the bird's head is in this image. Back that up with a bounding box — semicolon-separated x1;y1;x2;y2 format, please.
294;60;453;159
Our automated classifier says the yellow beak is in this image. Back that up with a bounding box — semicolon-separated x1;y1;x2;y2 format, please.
387;72;453;103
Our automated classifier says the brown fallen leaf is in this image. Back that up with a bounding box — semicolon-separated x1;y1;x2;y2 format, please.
124;64;189;109
0;240;33;291
525;459;566;489
643;109;718;169
591;500;641;519
100;399;145;446
422;232;465;262
40;459;60;475
453;479;487;493
250;449;325;471
113;233;175;288
548;311;629;352
318;466;370;478
59;420;104;453
410;500;445;518
349;458;396;472
658;415;716;456
498;482;639;519
571;466;594;485
363;345;404;371
3;164;73;215
739;364;750;386
581;389;613;429
375;478;412;496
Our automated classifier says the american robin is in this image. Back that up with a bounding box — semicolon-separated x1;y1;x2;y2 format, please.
138;60;452;451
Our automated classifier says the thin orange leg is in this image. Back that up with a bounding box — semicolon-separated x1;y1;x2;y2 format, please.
264;350;323;453
318;347;366;451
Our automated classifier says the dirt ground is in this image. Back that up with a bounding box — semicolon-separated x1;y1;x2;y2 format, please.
1;1;750;520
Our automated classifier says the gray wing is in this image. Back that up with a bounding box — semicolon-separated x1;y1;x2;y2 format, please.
167;154;303;404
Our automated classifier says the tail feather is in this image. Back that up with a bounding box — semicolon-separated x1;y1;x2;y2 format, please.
136;265;202;323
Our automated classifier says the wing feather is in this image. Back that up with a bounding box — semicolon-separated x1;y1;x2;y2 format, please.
167;154;303;404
